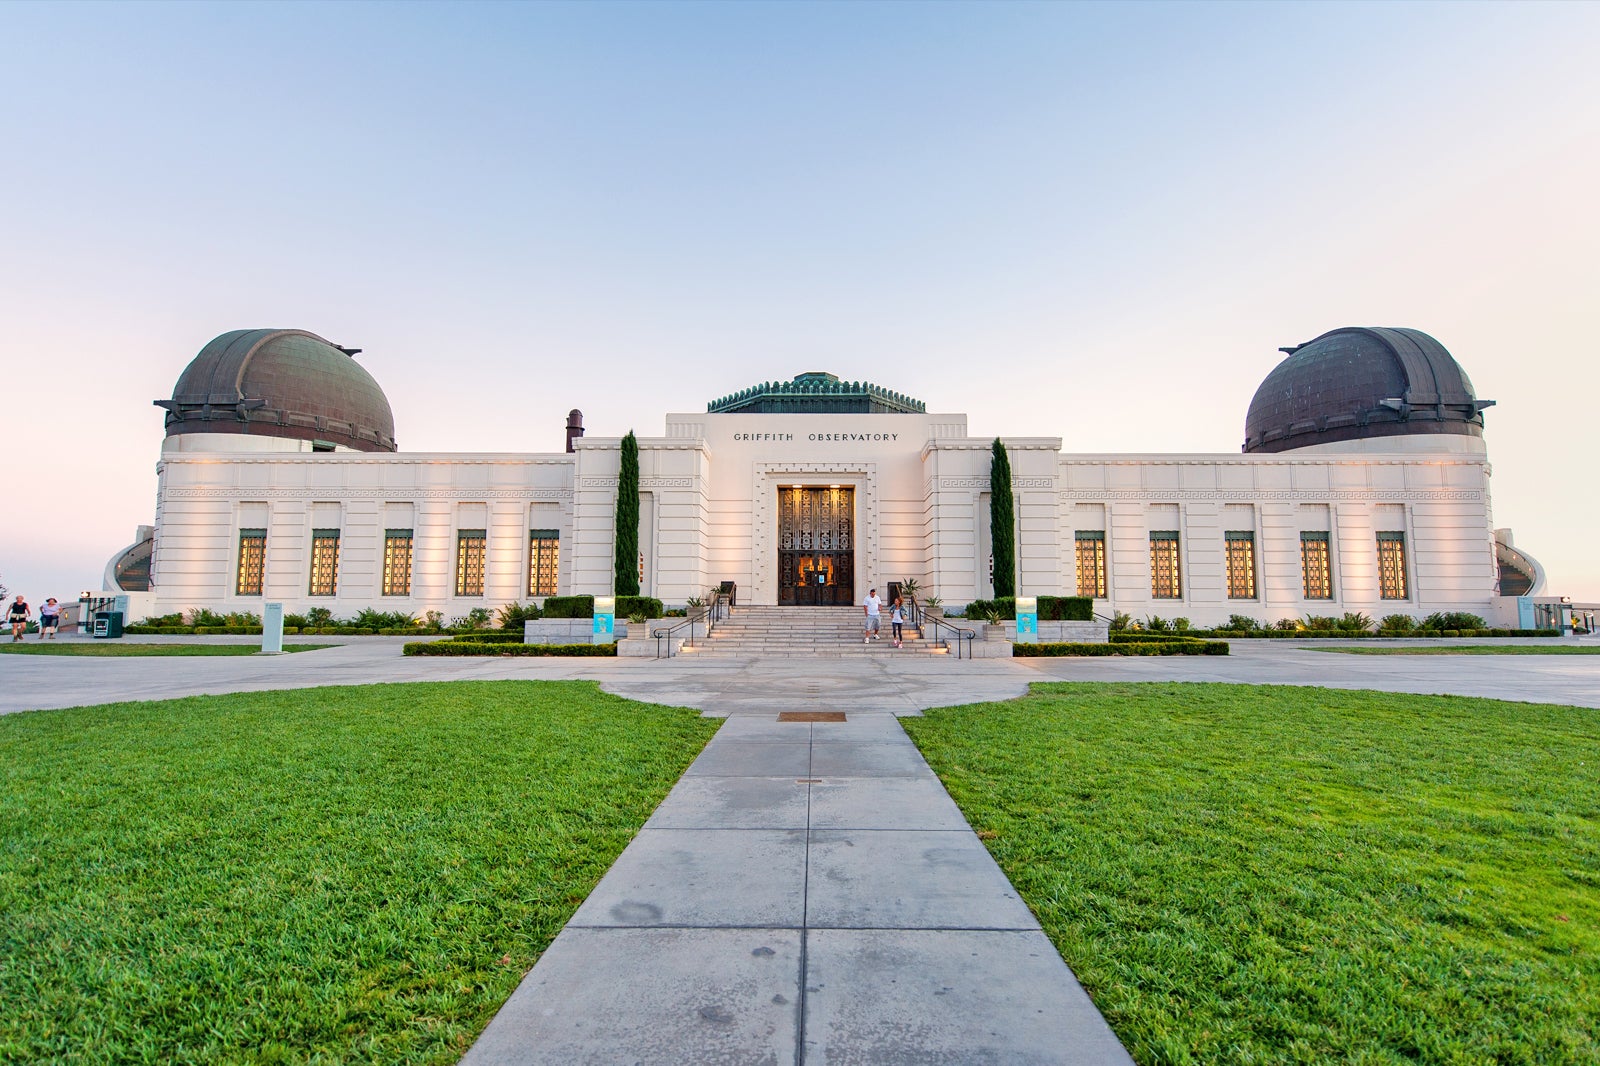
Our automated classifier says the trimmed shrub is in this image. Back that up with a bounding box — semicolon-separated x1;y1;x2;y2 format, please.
1112;631;1187;643
616;596;664;619
1225;614;1262;632
1015;639;1229;657
542;595;595;619
447;631;524;643
1037;596;1094;621
403;641;618;657
1378;613;1418;635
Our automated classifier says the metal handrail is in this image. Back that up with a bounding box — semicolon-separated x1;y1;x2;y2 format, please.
921;614;978;659
652;585;728;659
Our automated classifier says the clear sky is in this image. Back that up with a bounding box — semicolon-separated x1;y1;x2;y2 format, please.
3;0;1597;604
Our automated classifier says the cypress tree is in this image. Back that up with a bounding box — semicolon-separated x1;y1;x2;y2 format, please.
613;431;640;596
989;437;1015;598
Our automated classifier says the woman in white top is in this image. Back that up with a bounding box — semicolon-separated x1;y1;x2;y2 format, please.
891;597;905;648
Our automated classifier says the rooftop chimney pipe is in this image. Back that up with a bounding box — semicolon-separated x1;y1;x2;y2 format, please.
565;409;584;453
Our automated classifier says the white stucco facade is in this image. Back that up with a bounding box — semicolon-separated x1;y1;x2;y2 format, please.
132;408;1499;626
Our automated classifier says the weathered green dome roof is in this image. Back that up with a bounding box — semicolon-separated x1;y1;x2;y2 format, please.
708;372;925;415
156;329;397;452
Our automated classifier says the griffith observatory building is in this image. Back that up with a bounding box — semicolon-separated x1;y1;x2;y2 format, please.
102;325;1557;628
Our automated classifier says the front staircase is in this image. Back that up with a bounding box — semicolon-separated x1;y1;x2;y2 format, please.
687;606;942;657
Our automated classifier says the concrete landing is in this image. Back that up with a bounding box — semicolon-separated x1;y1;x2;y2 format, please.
461;712;1134;1065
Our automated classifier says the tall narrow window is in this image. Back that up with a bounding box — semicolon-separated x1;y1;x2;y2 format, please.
236;529;266;596
383;529;414;596
309;529;340;596
1377;531;1408;599
456;529;486;596
1150;530;1182;599
1075;531;1107;598
528;529;559;597
1301;531;1332;599
1225;531;1256;599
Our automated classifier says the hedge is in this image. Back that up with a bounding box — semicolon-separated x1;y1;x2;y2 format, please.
1110;631;1200;643
541;595;595;619
403;641;618;657
1014;639;1229;656
617;596;664;618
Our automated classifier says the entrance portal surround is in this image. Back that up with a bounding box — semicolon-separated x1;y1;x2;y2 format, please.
750;464;877;607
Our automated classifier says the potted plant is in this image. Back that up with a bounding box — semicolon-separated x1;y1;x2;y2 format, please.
921;595;943;621
977;606;1007;641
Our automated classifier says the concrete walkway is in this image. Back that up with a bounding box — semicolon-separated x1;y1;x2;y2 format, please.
461;708;1133;1066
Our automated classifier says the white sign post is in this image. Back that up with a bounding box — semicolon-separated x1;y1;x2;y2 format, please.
262;602;284;654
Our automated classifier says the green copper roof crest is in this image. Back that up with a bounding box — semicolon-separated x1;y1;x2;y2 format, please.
708;373;925;415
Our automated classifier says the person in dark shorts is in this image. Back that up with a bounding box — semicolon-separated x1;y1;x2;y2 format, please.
8;596;30;642
38;598;61;639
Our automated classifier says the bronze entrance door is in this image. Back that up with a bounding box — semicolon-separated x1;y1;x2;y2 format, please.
778;487;855;606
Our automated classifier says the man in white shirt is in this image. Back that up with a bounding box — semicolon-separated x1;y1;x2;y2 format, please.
863;588;882;643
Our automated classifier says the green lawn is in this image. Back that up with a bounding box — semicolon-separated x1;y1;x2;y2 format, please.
0;642;328;656
1314;645;1600;655
903;683;1599;1065
0;681;719;1063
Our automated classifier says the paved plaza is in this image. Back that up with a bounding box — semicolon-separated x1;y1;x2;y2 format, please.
3;635;1597;1063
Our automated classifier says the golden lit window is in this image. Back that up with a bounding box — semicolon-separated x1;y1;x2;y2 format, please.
1150;531;1181;599
1225;531;1256;599
529;529;559;597
1301;532;1332;599
236;529;266;596
1377;532;1408;599
382;530;413;597
1075;532;1106;598
456;530;486;596
309;529;340;596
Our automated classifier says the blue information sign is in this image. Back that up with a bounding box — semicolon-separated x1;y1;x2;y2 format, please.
1015;596;1038;644
593;596;616;645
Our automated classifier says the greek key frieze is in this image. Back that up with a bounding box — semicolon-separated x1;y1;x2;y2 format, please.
1055;489;1483;503
163;486;574;500
932;477;1054;490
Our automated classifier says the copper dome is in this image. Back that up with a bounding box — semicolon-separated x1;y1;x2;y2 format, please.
1243;327;1492;453
156;329;397;452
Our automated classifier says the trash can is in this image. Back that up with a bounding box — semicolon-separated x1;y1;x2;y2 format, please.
719;581;736;606
93;611;124;639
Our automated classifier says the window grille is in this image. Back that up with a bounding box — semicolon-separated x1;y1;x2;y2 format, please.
1225;531;1256;599
456;530;486;596
236;529;266;596
528;529;559;597
1150;530;1181;599
1377;531;1408;599
1301;532;1332;599
309;529;340;596
1075;531;1106;598
383;530;414;596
